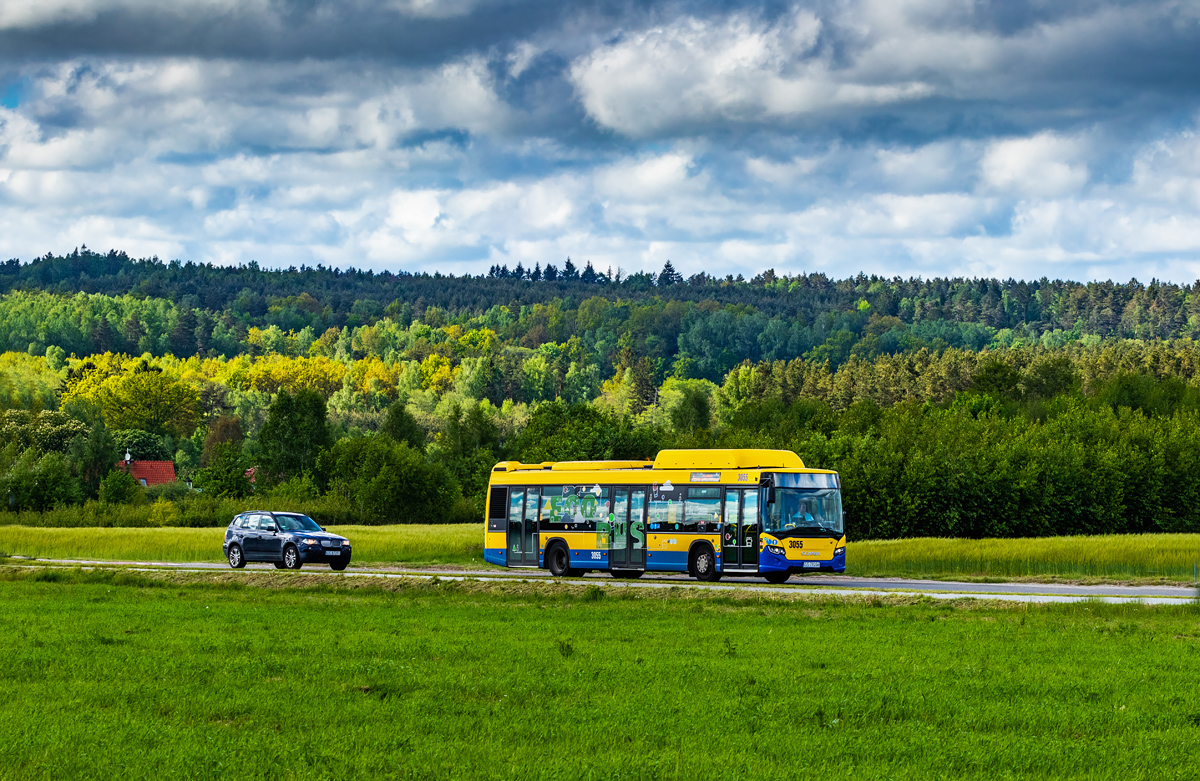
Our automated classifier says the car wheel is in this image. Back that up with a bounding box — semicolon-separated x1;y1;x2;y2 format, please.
764;572;790;584
546;543;571;577
283;545;302;570
227;545;245;569
330;560;348;572
610;569;644;579
273;562;287;569
690;546;721;582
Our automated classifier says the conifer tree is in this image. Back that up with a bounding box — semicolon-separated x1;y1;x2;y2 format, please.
657;260;681;286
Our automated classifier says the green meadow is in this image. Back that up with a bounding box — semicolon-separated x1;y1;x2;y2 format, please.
0;524;483;567
2;568;1200;780
849;534;1200;582
3;525;1200;583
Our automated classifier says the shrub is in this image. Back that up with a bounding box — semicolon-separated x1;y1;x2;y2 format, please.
148;498;181;526
98;469;143;505
263;473;321;502
145;481;195;503
192;442;252;498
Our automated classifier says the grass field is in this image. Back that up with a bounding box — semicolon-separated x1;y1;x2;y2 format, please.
851;534;1200;582
3;525;1200;583
0;524;483;566
2;568;1200;780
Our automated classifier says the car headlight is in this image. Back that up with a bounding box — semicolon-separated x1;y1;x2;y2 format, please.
766;545;787;556
302;538;319;546
833;547;845;556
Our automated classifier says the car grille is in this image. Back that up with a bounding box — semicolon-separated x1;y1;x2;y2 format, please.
321;540;341;548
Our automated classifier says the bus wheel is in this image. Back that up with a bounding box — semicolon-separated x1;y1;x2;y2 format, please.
547;543;572;577
690;546;721;582
764;572;790;584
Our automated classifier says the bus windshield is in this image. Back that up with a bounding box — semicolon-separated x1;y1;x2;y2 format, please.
764;488;843;536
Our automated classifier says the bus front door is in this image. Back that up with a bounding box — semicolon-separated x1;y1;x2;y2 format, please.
609;486;647;571
721;489;759;571
507;487;540;568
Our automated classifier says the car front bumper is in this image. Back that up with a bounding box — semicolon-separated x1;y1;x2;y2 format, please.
298;543;352;564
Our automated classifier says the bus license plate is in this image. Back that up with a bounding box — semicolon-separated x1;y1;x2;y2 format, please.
803;562;820;568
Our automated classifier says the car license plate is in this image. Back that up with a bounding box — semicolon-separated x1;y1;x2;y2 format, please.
803;562;820;568
325;550;341;556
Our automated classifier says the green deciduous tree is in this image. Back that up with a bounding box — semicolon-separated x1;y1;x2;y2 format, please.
192;442;252;498
1;448;80;510
319;436;459;524
512;401;662;463
380;401;426;452
98;468;142;504
670;383;712;434
201;415;244;466
257;388;332;485
98;367;200;437
113;429;171;461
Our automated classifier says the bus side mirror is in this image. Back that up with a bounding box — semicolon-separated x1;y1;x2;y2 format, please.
760;476;775;504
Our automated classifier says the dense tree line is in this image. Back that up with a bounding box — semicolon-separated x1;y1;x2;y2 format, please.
3;250;1198;362
3;340;1200;536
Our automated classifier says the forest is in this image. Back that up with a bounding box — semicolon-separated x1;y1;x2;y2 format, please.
3;248;1200;538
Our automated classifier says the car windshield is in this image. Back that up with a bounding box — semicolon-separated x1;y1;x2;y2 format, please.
275;514;322;532
764;488;843;536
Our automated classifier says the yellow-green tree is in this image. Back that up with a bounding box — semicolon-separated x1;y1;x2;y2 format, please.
97;369;200;437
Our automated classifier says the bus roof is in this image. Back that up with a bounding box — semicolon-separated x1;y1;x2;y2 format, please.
492;449;805;473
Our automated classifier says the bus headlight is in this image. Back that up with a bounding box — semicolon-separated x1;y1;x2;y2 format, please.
766;545;787;556
833;547;845;557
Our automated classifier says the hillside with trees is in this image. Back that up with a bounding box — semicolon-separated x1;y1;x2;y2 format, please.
2;249;1200;538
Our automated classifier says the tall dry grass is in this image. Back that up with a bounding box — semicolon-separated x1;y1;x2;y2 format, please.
0;524;483;566
850;534;1200;581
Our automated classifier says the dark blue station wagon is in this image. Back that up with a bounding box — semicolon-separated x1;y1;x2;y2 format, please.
224;511;352;571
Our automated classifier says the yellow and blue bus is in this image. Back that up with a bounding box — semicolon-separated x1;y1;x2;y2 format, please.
483;448;845;583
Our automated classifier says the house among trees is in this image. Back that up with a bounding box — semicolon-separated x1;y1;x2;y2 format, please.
114;460;176;488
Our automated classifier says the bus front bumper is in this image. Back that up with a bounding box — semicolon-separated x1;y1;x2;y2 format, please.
758;547;846;574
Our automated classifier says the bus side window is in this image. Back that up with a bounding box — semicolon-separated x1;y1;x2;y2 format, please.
508;487;525;529
648;490;679;531
683;486;721;532
539;488;565;530
487;486;508;531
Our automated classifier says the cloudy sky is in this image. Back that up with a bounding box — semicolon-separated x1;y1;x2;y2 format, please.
1;0;1199;282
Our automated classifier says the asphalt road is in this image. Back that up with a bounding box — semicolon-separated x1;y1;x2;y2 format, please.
12;557;1199;605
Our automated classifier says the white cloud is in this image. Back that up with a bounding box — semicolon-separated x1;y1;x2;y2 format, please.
596;152;695;200
571;9;934;137
981;133;1089;198
745;154;823;186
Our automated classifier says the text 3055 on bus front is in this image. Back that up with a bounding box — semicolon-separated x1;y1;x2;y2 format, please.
483;449;845;583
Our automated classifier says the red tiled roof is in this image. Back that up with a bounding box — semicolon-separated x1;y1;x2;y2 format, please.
114;460;177;486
